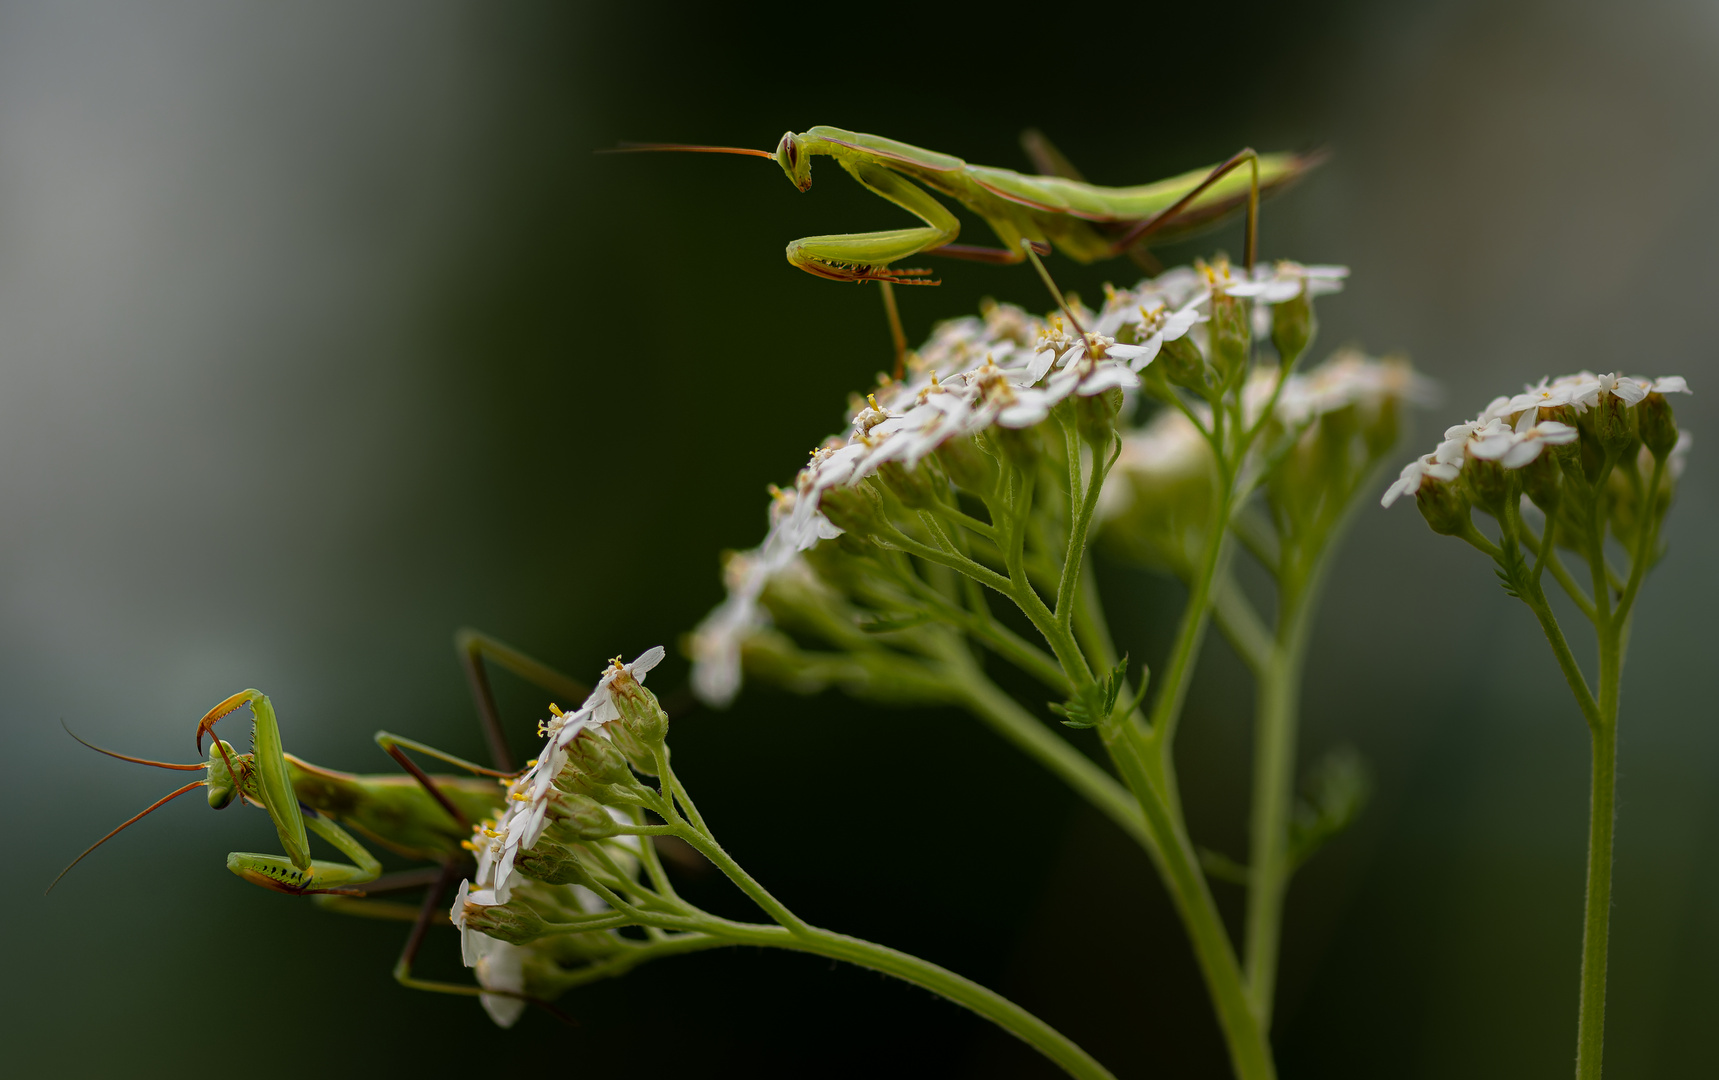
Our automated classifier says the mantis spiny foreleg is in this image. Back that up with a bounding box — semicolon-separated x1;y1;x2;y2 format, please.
198;689;382;894
784;162;956;284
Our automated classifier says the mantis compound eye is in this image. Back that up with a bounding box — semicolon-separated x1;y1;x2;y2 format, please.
207;780;237;809
775;132;810;190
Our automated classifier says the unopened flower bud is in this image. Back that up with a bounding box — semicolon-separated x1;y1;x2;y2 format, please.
605;720;659;775
1637;392;1679;459
989;423;1041;470
548;790;622;839
564;728;634;787
514;836;585;885
1075;387;1124;448
935;435;996;495
1416;476;1472;536
1208;292;1249;378
818;482;885;537
1270;288;1314;364
1158;335;1209;391
610;675;669;746
462;897;549;945
1519;451;1561;513
876;460;943;509
1462;458;1512;517
1595;391;1637;454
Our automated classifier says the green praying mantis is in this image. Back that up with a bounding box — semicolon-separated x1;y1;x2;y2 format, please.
50;630;596;1007
612;125;1316;372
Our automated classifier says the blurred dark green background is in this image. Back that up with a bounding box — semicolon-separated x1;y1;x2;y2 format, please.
5;2;1716;1076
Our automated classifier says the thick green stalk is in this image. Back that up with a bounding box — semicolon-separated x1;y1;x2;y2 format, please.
1100;727;1277;1080
700;919;1118;1080
1147;477;1236;746
953;661;1152;853
645;760;1117;1080
1575;598;1623;1080
1575;683;1617;1080
1241;572;1313;1027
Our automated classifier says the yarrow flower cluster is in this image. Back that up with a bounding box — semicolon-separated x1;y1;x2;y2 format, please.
1382;371;1691;511
689;261;1349;707
450;647;665;1025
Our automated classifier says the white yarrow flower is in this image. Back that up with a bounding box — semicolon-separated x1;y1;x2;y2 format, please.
1578;372;1649;409
471;936;528;1029
1228;261;1350;303
1381;453;1461;508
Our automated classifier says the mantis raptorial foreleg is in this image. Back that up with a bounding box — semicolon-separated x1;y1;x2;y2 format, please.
227;804;382;895
785;162;957;284
197;689;382;894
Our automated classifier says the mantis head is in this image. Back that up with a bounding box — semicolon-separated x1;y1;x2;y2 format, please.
204;739;247;809
775;131;812;192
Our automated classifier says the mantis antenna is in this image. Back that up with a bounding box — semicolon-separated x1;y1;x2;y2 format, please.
599;142;775;158
49;723;215;893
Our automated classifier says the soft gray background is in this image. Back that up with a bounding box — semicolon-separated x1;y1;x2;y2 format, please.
4;1;1715;1076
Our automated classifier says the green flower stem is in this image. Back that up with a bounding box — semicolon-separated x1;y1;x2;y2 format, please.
578;770;1114;1066
1542;540;1598;621
927;500;999;542
951;659;1152;853
1146;475;1236;746
642;778;811;937
542;930;730;994
879;524;1014;596
680;916;1120;1080
1240;551;1323;1027
1517;582;1602;728
599;755;1120;1079
1211;573;1271;675
1575;664;1618;1080
1055;427;1114;630
1614;455;1666;620
1072;552;1119;670
1099;723;1276;1080
879;558;1070;693
540;911;636;934
1572;452;1665;1080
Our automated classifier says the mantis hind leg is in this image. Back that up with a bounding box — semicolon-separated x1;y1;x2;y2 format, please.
371;630;599;822
456;628;589;773
1111;148;1263;270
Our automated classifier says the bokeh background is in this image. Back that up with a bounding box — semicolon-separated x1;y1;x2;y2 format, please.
5;1;1716;1076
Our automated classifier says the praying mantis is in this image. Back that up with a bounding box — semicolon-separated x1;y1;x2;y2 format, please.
614;126;1317;372
50;630;597;1008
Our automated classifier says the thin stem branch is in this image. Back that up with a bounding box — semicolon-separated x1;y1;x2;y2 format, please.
952;659;1152;853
